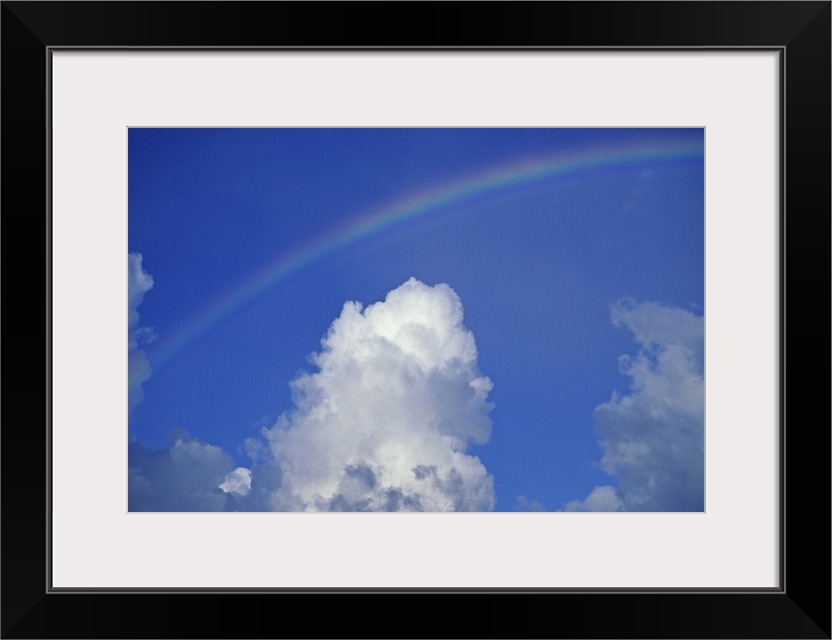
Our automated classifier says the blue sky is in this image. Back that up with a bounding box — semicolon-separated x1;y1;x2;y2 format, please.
128;128;704;512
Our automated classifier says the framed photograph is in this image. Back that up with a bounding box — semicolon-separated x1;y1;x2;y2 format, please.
125;126;707;509
2;2;829;638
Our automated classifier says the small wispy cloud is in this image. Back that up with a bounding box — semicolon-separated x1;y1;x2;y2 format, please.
564;299;704;512
220;467;253;497
514;495;546;512
128;253;154;412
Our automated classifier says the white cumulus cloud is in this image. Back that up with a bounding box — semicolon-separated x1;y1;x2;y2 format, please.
565;299;704;512
260;277;496;512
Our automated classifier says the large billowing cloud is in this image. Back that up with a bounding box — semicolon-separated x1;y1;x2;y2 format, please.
128;253;156;411
259;277;496;511
564;299;704;512
127;274;495;512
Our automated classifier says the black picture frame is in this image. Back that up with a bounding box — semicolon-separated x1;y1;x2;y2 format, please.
2;2;829;638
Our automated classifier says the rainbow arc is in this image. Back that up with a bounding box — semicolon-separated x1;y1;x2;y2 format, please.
141;140;703;373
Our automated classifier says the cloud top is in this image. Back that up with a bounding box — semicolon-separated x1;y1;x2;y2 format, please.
263;277;496;511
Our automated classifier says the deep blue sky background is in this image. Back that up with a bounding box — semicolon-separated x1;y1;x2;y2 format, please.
128;128;704;511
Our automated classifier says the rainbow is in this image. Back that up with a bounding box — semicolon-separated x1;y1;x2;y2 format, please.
143;139;702;373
